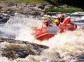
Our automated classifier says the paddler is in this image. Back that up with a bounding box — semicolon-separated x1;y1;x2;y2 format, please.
53;17;60;26
42;16;52;27
58;12;66;23
53;13;66;26
59;15;77;32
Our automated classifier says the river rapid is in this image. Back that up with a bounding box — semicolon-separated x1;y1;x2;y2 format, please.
0;13;84;62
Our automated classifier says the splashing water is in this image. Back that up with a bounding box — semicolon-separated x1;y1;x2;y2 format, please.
0;13;84;62
25;29;84;62
0;14;43;42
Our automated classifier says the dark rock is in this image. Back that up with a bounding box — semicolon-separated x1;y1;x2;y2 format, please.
2;48;18;59
0;38;48;59
14;49;32;58
76;54;84;60
38;4;45;9
76;60;84;62
2;48;36;59
0;15;10;23
74;54;84;62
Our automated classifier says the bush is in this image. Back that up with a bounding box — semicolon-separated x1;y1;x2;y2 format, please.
46;7;83;13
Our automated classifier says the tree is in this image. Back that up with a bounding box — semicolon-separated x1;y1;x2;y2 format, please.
46;0;62;6
46;0;84;9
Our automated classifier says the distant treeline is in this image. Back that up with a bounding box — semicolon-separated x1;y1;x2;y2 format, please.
1;0;84;8
46;0;84;9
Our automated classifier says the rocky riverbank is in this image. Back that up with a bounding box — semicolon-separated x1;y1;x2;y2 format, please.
0;2;53;16
0;2;53;24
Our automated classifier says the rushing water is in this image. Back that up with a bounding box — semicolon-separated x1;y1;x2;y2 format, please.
0;13;84;62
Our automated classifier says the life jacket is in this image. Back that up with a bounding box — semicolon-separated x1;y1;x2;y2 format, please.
59;16;77;32
63;17;71;25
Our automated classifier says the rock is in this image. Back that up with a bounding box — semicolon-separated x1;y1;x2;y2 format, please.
76;54;84;60
14;49;31;58
71;54;84;62
0;38;48;59
0;17;9;23
0;2;56;16
20;7;32;15
0;14;10;23
16;3;27;9
44;4;53;10
0;3;7;9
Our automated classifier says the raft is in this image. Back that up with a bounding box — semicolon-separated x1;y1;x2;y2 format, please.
35;26;58;41
35;23;77;41
59;23;77;32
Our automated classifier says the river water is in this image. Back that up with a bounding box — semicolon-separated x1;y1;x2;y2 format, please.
0;13;84;62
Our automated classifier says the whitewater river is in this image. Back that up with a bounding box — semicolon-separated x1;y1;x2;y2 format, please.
0;13;84;62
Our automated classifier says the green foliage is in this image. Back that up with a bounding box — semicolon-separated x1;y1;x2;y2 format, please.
45;0;62;6
46;7;83;13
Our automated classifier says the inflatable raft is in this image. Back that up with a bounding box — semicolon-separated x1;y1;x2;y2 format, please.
35;23;77;41
59;23;77;32
35;26;59;41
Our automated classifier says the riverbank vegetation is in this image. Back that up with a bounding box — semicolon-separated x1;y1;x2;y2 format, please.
46;7;83;13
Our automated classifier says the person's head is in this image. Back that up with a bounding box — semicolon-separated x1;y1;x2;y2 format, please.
58;13;66;19
42;16;49;22
57;13;67;22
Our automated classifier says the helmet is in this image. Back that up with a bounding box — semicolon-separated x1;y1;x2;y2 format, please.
53;19;59;23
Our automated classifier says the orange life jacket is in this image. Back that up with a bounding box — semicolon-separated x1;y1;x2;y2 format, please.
63;17;71;24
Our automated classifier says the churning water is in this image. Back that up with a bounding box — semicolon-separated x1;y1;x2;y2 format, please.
0;13;84;62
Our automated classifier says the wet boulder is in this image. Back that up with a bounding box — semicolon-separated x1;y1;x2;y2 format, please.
73;54;84;62
0;14;10;23
0;16;9;23
76;54;84;60
0;38;48;59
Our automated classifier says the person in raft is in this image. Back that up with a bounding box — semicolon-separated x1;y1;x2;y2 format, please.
53;13;66;26
59;16;77;32
57;13;75;25
42;17;52;27
53;17;60;26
